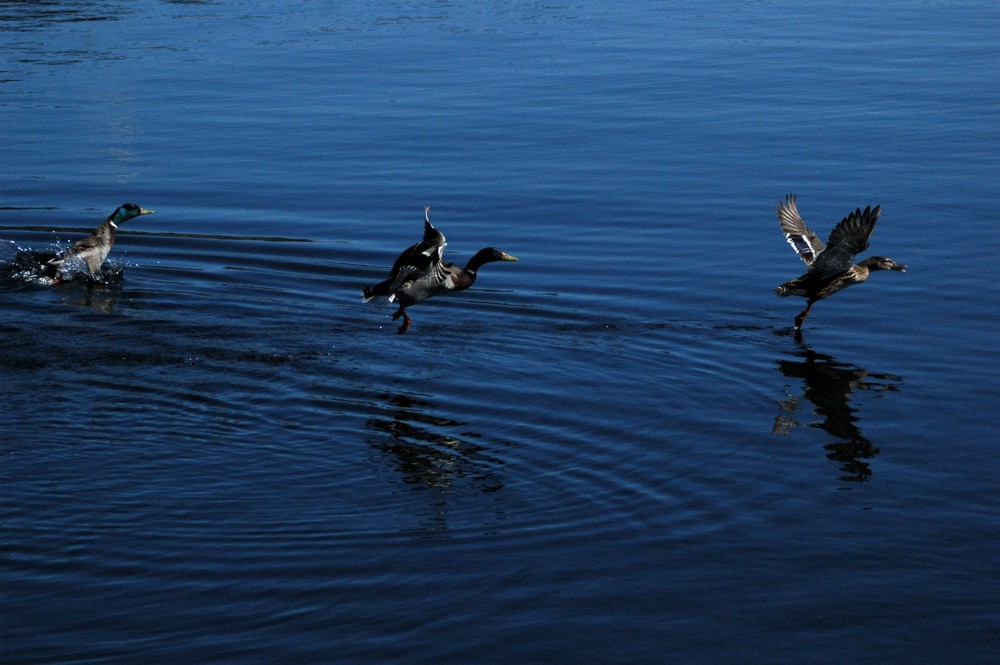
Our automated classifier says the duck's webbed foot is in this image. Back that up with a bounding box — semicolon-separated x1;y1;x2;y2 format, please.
392;305;412;334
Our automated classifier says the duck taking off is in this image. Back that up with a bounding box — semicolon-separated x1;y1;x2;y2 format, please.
775;194;905;329
363;206;519;334
44;203;154;282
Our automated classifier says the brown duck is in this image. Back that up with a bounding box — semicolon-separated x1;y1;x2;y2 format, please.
775;194;906;328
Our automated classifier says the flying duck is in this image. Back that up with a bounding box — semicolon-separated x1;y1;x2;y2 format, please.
775;194;906;328
45;203;154;282
363;206;519;334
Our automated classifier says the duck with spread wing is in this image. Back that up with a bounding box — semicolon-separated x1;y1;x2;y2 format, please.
775;194;906;329
363;207;519;334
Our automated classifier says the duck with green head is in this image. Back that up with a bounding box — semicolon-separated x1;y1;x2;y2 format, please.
45;203;154;282
363;206;519;334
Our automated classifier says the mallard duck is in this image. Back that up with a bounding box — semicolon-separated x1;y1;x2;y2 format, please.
775;194;905;328
363;206;519;334
44;203;154;282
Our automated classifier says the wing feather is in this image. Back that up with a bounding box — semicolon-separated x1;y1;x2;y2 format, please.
811;205;880;278
363;206;448;301
777;194;825;265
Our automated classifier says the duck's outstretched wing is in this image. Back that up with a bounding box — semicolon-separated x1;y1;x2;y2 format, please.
363;207;447;301
386;207;445;285
811;205;880;278
777;194;825;265
392;207;445;267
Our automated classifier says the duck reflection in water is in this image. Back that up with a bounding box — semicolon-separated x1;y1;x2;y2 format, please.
774;342;902;482
366;393;506;495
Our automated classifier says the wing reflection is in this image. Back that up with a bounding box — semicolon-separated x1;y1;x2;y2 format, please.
774;342;902;482
366;393;506;495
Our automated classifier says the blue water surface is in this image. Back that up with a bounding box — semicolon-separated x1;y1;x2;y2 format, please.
2;1;999;663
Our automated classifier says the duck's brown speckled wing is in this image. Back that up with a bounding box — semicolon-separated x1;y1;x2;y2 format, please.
811;205;880;278
777;194;825;266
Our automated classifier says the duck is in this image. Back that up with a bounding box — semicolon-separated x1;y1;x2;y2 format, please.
44;203;154;282
363;206;519;334
775;194;906;329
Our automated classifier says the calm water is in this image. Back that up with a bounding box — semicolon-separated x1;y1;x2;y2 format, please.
2;1;999;662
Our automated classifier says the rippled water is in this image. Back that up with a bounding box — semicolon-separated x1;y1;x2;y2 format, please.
3;1;999;663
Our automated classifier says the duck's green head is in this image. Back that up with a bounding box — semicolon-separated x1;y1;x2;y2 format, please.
110;203;155;224
480;248;519;263
466;247;519;272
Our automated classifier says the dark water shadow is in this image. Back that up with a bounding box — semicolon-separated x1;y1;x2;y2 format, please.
365;392;509;534
0;1;121;34
366;392;505;493
773;339;903;482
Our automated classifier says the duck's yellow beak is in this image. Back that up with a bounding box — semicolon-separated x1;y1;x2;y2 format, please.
139;208;155;216
499;252;519;262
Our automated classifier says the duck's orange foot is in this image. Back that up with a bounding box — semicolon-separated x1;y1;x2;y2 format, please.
392;306;411;334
